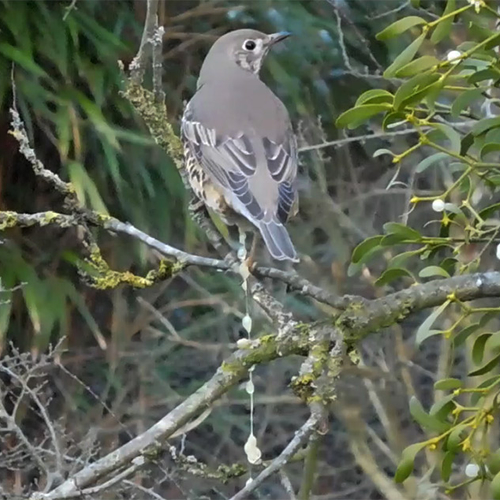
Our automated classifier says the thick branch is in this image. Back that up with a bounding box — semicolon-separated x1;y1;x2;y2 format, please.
31;332;311;500
32;271;500;498
338;272;500;342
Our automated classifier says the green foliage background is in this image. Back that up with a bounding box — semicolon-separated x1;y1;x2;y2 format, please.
2;0;500;498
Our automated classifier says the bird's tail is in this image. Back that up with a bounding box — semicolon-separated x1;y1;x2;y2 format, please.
258;220;298;262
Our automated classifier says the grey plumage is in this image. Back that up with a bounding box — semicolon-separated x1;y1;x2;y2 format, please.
181;29;298;262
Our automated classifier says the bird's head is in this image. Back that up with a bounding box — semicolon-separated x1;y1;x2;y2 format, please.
205;29;291;76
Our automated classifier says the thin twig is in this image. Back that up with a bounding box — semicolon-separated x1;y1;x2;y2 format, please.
229;414;320;500
298;128;420;153
58;457;145;499
129;0;160;84
24;271;500;498
151;19;165;103
9;109;75;201
279;469;298;500
103;217;227;269
252;266;357;309
298;433;321;500
62;0;78;21
368;1;410;20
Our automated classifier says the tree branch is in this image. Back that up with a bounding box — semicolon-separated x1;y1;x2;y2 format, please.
129;0;159;84
30;271;500;498
228;413;321;500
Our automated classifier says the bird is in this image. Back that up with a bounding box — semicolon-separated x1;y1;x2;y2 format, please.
181;29;299;262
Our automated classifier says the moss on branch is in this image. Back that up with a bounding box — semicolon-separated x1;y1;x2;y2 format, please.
82;244;184;290
121;80;184;171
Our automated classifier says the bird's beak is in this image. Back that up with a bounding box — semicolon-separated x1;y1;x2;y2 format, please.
267;31;292;46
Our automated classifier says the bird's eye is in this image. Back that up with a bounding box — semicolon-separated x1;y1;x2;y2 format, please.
243;40;257;51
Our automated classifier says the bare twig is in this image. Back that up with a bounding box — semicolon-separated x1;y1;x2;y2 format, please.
299;120;477;153
368;1;410;20
62;0;78;21
0;209;353;308
57;457;145;499
151;20;165;103
9;109;75;203
103;217;227;270
20;271;500;498
129;0;160;84
298;128;420;153
252;265;357;309
228;414;321;500
279;470;298;500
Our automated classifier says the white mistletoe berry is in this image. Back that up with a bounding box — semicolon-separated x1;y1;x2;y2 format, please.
432;199;445;212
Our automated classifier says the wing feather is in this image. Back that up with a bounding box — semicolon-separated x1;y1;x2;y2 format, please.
181;105;297;224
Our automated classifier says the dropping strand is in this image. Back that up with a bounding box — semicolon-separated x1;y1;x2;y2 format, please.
238;231;262;469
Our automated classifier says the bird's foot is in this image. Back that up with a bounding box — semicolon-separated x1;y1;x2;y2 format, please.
237;230;248;261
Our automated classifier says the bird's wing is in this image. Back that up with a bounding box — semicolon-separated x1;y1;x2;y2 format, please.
181;108;297;224
262;135;297;223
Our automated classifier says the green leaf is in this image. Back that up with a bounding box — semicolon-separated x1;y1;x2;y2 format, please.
471;376;500;405
429;394;455;420
395;442;427;483
451;88;482;118
473;117;500;137
336;104;390;130
415;152;449;173
479;202;500;220
410;396;449;432
468;68;500;85
373;148;395;158
394;73;440;110
389;250;423;268
460;132;475;155
377;16;427;41
0;288;13;341
384;33;426;79
469;352;500;377
441;451;456;482
443;203;464;215
430;123;462;154
492;470;500;500
480;142;500;159
0;43;49;79
434;378;462;391
67;162;109;213
485;32;500;51
380;233;410;246
446;424;468;452
454;323;481;346
480;312;499;328
395;56;440;78
419;266;450;279
416;300;451;346
382;112;407;130
355;89;393;106
472;333;493;365
425;80;446;112
486;331;500;353
440;257;458;276
431;0;456;44
351;236;383;264
402;81;443;111
383;222;421;240
375;268;414;287
488;449;500;476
